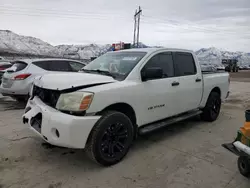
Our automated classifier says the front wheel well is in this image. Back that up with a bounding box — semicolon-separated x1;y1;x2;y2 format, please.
97;103;137;126
96;103;138;140
86;103;138;146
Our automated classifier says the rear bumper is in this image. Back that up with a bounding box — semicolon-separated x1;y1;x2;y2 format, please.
22;97;101;149
0;82;30;96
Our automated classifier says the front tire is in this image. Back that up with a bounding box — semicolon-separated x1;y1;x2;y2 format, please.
238;156;250;177
201;92;221;122
86;111;134;166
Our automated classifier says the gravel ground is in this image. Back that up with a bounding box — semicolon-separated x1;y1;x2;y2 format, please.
0;71;250;188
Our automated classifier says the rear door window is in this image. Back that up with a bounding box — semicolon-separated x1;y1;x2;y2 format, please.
49;61;71;71
8;61;27;72
33;61;49;70
33;60;73;72
174;52;197;76
69;61;85;72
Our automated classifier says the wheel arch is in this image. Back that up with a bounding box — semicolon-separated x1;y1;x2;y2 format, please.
205;87;221;104
87;102;138;144
210;87;221;97
201;86;222;108
98;102;137;125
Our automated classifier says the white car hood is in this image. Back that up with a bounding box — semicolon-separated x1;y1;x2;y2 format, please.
34;72;116;90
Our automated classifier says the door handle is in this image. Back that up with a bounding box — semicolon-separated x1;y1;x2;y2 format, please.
196;78;201;82
171;81;179;86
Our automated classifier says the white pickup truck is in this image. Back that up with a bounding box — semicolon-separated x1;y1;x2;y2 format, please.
23;48;230;166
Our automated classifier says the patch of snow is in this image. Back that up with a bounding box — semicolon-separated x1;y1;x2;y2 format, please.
0;30;249;65
195;47;250;65
0;30;111;59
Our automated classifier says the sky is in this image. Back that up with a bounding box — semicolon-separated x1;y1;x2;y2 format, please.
0;0;250;52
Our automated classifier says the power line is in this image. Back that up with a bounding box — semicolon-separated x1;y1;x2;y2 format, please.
0;5;130;18
141;15;249;35
1;5;247;35
140;21;250;36
0;7;131;21
2;5;249;38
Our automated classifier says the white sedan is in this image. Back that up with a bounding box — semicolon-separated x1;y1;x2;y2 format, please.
0;58;86;101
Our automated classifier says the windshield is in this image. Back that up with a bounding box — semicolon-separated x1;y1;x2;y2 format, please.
82;51;147;80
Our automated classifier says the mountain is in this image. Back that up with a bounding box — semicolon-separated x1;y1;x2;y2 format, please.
56;44;111;59
0;30;111;59
0;30;60;57
0;30;249;64
195;47;250;65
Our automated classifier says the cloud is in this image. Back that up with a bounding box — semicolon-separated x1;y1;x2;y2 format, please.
0;0;249;51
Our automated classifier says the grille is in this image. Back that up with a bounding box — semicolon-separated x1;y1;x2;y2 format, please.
32;85;60;108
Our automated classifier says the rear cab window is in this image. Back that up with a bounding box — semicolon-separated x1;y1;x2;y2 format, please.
174;52;197;76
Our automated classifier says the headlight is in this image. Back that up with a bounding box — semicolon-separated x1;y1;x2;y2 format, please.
56;92;94;112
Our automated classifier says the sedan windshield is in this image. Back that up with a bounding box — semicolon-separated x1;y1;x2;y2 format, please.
82;51;147;80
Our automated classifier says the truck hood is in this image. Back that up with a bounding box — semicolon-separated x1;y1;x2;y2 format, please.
34;72;116;90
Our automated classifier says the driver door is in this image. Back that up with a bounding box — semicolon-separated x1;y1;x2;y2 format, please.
137;52;180;125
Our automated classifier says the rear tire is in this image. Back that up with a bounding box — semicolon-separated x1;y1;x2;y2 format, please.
201;92;221;122
86;111;134;166
238;156;250;177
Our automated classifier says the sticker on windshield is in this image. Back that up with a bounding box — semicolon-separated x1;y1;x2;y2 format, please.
122;57;138;61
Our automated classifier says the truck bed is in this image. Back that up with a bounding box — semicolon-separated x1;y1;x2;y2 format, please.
199;71;229;108
202;70;226;74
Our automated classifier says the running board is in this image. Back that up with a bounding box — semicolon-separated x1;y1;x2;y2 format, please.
139;110;202;135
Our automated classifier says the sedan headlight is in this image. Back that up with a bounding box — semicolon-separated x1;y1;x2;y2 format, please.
56;92;94;112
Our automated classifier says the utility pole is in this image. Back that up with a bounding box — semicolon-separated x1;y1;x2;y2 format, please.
133;10;137;46
136;6;142;48
133;6;142;48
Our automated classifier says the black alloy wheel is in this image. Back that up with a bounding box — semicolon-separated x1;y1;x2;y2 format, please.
100;122;129;159
86;111;134;166
210;96;221;120
201;92;221;122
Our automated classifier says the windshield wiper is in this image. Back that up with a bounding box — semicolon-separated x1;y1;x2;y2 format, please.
81;69;116;78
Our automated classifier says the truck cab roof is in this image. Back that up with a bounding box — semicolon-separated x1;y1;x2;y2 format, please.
108;48;194;54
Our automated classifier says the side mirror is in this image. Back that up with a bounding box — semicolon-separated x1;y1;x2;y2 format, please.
141;67;163;81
